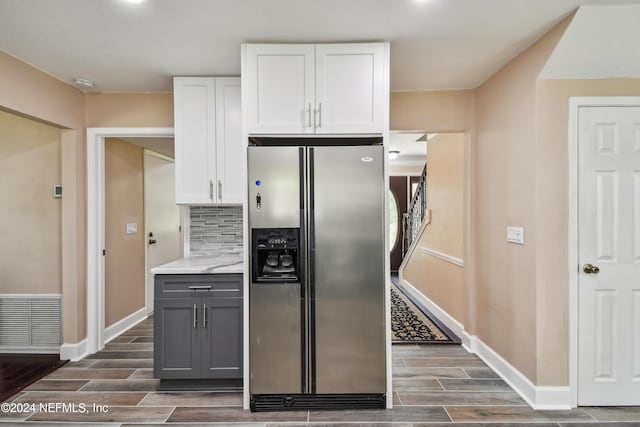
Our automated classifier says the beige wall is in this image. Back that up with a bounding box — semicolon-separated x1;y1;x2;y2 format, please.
534;78;640;385
403;133;466;323
0;50;175;343
473;15;572;383
0;110;61;294
85;93;173;127
0;50;86;343
104;138;146;327
391;90;475;132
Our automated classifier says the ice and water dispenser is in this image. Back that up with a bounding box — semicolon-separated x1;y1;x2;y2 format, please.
251;228;300;283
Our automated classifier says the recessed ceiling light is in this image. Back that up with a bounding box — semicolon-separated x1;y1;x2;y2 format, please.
389;150;400;160
72;77;95;90
122;0;145;3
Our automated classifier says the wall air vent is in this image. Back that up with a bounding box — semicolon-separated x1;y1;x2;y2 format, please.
0;295;62;352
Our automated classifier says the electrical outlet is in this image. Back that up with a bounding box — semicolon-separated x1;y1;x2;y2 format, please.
507;226;524;244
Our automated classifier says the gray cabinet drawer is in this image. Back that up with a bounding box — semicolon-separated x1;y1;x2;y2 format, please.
155;274;243;299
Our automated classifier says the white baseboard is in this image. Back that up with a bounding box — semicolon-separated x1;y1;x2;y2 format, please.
400;278;572;410
469;335;572;410
104;307;147;344
60;338;88;361
397;278;469;346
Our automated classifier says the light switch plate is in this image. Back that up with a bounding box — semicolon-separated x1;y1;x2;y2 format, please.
507;226;524;244
126;223;138;234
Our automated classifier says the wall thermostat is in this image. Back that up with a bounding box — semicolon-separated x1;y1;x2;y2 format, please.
53;185;62;198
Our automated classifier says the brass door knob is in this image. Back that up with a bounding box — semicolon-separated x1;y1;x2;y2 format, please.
583;264;600;274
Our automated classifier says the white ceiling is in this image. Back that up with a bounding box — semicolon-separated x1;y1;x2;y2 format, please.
0;0;635;93
388;131;427;165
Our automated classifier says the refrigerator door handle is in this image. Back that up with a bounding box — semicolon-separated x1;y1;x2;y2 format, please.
308;147;316;393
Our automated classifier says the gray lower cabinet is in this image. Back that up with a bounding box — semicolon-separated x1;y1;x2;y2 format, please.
154;274;243;380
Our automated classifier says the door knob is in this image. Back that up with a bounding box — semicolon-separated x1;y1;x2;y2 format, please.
583;264;600;274
149;239;157;245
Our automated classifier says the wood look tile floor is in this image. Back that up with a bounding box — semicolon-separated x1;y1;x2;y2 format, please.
2;316;639;425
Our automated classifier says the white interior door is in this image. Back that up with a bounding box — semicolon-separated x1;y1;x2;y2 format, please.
578;105;640;405
144;150;183;314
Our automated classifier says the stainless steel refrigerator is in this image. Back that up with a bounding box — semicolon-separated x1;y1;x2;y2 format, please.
248;144;386;411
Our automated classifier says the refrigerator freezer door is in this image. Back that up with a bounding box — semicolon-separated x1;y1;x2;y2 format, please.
310;145;386;394
248;146;301;229
249;282;303;394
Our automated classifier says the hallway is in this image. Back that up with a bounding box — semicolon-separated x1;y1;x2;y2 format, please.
1;317;639;425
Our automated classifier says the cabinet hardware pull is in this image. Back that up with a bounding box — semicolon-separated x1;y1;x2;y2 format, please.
318;102;322;128
307;103;312;128
203;303;207;328
188;285;212;290
193;303;197;328
209;180;214;199
218;180;222;200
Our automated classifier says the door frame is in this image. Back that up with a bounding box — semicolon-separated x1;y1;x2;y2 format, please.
568;96;640;406
86;127;174;355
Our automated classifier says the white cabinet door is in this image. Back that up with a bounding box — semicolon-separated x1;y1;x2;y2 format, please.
246;44;315;134
315;44;385;134
174;77;216;204
215;77;243;204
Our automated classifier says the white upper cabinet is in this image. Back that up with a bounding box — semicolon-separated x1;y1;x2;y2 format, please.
315;44;385;134
246;44;315;134
215;78;243;204
245;43;386;135
174;77;242;205
174;77;216;204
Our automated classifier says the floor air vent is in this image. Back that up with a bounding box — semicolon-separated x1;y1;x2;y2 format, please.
0;295;62;351
251;394;386;412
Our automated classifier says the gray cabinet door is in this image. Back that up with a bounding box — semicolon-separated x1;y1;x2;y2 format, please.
154;298;201;379
201;297;243;379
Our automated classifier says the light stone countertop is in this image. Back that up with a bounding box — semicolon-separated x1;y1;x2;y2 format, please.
150;254;244;275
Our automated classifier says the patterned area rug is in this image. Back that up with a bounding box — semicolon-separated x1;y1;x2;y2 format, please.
391;285;453;343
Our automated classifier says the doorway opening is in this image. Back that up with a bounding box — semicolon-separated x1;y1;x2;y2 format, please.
103;137;183;344
87;127;183;357
387;131;429;272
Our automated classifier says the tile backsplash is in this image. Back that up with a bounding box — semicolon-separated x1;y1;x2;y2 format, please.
189;206;243;255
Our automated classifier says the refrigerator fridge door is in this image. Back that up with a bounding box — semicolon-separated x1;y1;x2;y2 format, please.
310;145;386;394
249;145;306;394
249;282;303;394
248;146;302;229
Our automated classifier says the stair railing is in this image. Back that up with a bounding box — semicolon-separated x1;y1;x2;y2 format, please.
402;164;427;256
